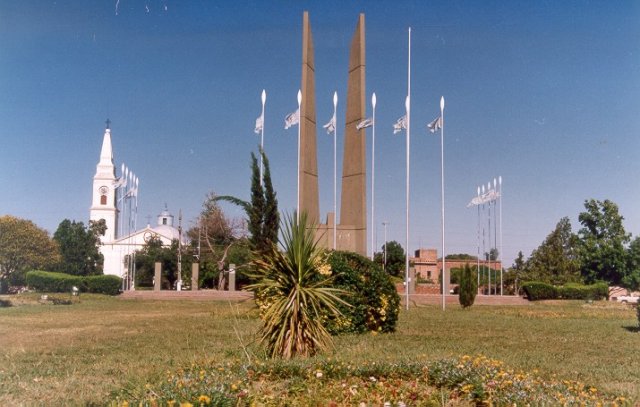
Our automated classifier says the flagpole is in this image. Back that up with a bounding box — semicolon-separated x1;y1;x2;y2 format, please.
371;92;377;260
297;89;302;219
487;182;492;295
493;178;498;297
404;27;411;311
332;91;338;250
440;96;445;311
477;186;481;295
499;175;503;296
260;89;266;186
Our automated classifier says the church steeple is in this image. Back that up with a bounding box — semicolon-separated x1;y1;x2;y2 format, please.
90;121;118;243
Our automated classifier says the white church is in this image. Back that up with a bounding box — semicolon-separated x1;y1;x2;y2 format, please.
89;123;185;285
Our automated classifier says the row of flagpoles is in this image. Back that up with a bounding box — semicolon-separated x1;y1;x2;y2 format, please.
467;177;503;295
113;162;139;290
251;28;452;310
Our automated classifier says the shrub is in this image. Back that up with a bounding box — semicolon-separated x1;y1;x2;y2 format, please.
84;275;121;295
0;299;11;308
26;270;84;293
458;263;477;308
522;281;558;300
558;282;608;300
25;270;121;295
326;250;401;334
522;281;608;301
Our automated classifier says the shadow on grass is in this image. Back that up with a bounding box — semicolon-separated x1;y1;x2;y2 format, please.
623;325;640;333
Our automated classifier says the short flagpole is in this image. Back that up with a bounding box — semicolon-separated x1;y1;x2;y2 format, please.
371;92;377;260
332;91;338;250
297;89;302;220
440;96;446;311
260;89;266;186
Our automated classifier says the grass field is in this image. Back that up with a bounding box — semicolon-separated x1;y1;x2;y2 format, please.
0;293;638;405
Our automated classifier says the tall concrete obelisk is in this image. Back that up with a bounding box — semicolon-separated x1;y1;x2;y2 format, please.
299;11;320;223
339;14;367;256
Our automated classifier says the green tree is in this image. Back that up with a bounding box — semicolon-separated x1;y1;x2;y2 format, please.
187;193;249;289
446;253;477;260
625;237;640;290
133;237;191;289
374;240;405;277
523;217;581;285
458;263;477;308
53;219;104;276
247;212;348;359
0;215;60;290
509;250;526;294
216;149;279;255
578;199;630;285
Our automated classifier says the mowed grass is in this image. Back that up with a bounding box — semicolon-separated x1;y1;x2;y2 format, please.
1;293;639;405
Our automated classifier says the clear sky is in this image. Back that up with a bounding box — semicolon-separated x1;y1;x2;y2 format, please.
1;1;639;267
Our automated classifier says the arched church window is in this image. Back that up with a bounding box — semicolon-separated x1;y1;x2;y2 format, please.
100;195;107;205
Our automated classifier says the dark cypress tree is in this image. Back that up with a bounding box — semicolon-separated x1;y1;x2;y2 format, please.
261;148;279;250
248;152;265;252
458;263;477;308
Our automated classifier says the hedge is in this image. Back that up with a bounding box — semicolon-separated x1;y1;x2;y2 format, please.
26;271;121;295
522;281;608;301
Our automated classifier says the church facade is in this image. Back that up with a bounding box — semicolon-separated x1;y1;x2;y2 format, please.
89;124;183;284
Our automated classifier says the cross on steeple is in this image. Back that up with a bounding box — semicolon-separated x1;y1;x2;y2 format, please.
105;118;111;129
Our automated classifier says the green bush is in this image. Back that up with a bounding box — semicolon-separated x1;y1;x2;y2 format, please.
26;270;84;293
84;275;122;295
522;281;608;301
26;270;121;295
458;263;477;308
558;282;608;300
326;251;401;334
522;281;558;300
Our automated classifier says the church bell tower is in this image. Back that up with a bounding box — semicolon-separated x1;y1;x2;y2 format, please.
90;121;118;243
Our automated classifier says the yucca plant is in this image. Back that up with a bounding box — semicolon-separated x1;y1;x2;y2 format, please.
246;212;349;359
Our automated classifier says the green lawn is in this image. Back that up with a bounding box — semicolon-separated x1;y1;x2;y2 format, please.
0;294;638;405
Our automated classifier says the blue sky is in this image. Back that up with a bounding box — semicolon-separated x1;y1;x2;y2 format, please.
1;1;639;267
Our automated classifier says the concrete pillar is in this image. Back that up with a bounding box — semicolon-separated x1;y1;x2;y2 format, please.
191;263;199;291
409;267;416;294
339;13;367;256
299;11;320;223
228;264;236;291
154;262;161;291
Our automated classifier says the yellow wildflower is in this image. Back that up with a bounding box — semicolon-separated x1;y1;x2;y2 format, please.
198;395;211;404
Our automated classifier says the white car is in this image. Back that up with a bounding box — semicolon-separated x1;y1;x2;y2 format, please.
614;295;639;304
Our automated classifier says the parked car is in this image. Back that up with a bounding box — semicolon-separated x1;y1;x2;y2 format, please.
613;295;639;304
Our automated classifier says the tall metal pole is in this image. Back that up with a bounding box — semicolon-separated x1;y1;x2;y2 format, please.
481;184;486;295
370;93;377;260
296;89;302;219
499;175;503;296
493;178;499;296
177;209;182;291
477;186;481;294
440;96;446;311
487;182;492;295
332;92;338;250
404;27;411;311
260;89;266;186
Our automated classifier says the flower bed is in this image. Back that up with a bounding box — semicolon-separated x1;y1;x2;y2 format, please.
112;355;626;406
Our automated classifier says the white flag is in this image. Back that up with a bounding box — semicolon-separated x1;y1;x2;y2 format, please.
427;116;443;133
393;115;407;134
323;114;336;135
356;117;373;130
254;115;263;134
284;109;300;129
